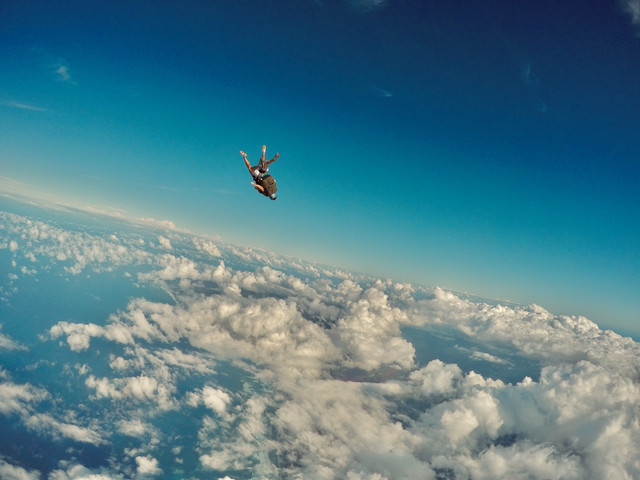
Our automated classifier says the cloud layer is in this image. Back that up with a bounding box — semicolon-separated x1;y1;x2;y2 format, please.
1;208;640;479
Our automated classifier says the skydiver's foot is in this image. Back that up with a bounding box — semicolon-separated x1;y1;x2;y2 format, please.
273;153;279;161
262;145;266;152
240;150;247;158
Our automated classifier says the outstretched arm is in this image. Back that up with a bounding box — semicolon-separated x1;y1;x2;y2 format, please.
241;151;253;174
251;182;265;193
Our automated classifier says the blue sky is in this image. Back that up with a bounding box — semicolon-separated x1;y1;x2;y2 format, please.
1;0;639;335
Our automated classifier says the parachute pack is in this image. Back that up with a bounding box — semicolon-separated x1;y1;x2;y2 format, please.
259;174;277;196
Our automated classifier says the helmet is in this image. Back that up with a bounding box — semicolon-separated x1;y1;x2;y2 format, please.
269;193;277;200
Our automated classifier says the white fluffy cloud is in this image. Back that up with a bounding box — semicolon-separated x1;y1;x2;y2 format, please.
52;257;639;477
135;456;162;476
0;379;104;446
47;260;640;478
85;374;177;411
0;326;25;351
3;209;640;479
24;412;105;445
417;287;640;375
117;418;152;438
0;459;40;480
48;463;125;480
201;386;232;416
51;322;106;352
0;211;153;277
157;235;173;250
331;283;415;370
0;381;48;416
193;237;221;257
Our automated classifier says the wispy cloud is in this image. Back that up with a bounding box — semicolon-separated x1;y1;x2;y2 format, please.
57;65;70;81
345;0;389;12
0;176;38;197
135;217;180;231
518;61;549;113
25;412;105;445
313;0;388;9
0;326;27;351
537;101;549;113
29;47;77;84
1;100;48;112
371;85;394;98
623;0;640;25
521;63;533;85
54;61;76;85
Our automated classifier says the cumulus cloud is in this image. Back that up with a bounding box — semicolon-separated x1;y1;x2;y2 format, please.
442;441;584;480
157;235;172;250
117;418;151;438
0;379;104;446
24;412;105;445
48;463;124;480
85;374;177;410
201;386;232;416
331;283;415;370
0;381;48;416
271;378;429;478
198;395;277;475
0;211;154;277
3;209;640;479
135;456;162;476
0;459;40;480
50;321;107;352
418;287;640;375
46;255;640;478
135;217;178;231
408;359;465;399
193;237;221;257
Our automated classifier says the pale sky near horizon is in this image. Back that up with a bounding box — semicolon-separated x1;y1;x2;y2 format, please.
1;0;639;335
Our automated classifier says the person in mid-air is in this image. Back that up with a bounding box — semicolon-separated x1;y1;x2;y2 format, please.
241;145;279;200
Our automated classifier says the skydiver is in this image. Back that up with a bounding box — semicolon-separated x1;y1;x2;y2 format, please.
241;145;279;200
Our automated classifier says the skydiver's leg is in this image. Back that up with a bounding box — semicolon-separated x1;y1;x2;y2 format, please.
265;152;279;167
258;145;266;169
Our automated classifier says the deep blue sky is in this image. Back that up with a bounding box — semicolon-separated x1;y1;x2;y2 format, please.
1;0;639;334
